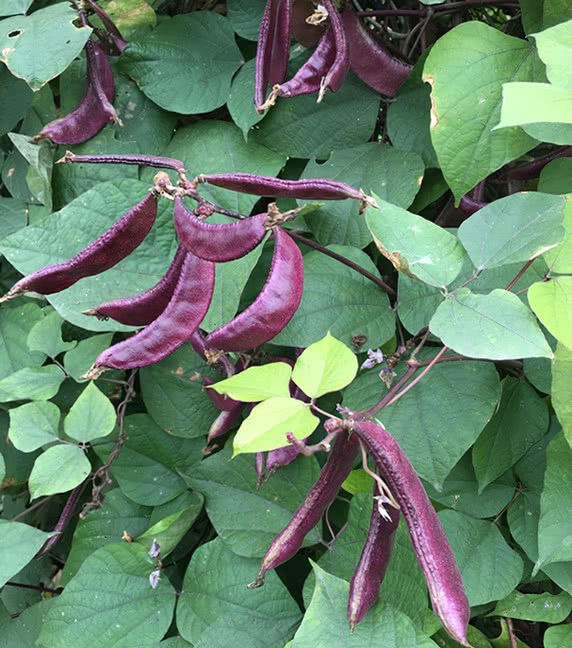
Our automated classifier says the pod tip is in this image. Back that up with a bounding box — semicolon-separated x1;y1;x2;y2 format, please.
247;574;265;589
81;364;106;381
56;151;75;165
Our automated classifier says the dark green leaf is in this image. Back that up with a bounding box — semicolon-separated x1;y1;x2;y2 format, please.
0;520;54;587
0;303;46;380
490;590;572;623
227;59;266;138
552;342;572;447
28;445;89;500
0;64;33;134
226;0;266;40
27;309;75;358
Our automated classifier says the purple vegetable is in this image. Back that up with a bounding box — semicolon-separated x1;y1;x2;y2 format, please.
83;245;186;326
86;0;128;54
348;494;400;630
203;376;242;411
265;442;306;475
207;405;243;443
0;192;158;303
342;6;411;97
458;195;486;217
57;151;187;177
206;228;303;352
255;452;267;486
35;40;117;145
173;197;269;262
249;432;359;588
85;251;215;377
345;420;470;646
316;0;349;102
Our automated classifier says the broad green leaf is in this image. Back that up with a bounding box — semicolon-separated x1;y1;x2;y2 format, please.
545;625;572;648
0;197;27;241
366;198;465;287
292;564;437;648
0;520;54;588
39;544;176;648
397;273;445;334
0;4;91;90
184;445;321;557
543;198;572;273
0;1;33;17
27;309;75;358
8;401;60;452
292;332;357;399
539;158;572;195
552;343;572;447
120;13;243;114
543;0;572;29
490;590;572;623
0;64;33;134
64;383;116;443
8;133;52;211
0;410;39;490
210;363;292;402
160;638;193;648
0;303;46;380
273;245;394;348
535;432;572;571
63;334;114;382
0;452;4;484
423;22;536;201
227;58;266;138
94;414;203;506
438;510;523;605
341;469;373;495
498;82;572;128
99;0;156;38
233;396;319;455
533;19;572;90
472;378;548;491
300;144;424;248
0;598;52;647
177;538;301;647
226;0;266;40
528;276;572;350
28;445;90;500
0;365;65;403
457;192;565;270
523;121;572;145
523;356;552;393
430;288;553;360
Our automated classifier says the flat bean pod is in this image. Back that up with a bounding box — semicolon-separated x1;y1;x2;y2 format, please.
1;192;158;303
206;228;303;352
207;406;243;443
173;197;268;262
317;0;349;102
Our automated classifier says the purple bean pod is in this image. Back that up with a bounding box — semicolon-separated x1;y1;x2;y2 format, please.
0;192;158;303
86;0;128;54
82;245;186;326
316;0;349;102
202;376;242;411
342;420;470;646
206;405;243;443
249;432;359;588
173;197;269;262
35;40;116;145
292;0;327;48
341;6;411;97
255;452;267;486
458;195;486;217
206;228;303;352
57;152;187;176
265;442;306;476
85;251;215;377
347;492;400;631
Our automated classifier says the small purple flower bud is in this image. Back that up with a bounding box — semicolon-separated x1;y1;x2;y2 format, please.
149;566;161;589
148;539;161;560
361;348;385;370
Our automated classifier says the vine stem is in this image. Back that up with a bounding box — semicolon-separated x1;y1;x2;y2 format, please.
356;1;520;18
506;258;535;292
4;581;61;595
357;365;418;420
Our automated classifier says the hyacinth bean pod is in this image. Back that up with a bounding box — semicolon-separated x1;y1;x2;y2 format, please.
35;40;116;145
458;195;487;217
206;228;303;352
341;6;411;97
347;496;400;631
207;406;243;443
346;420;470;646
316;0;349;102
292;0;326;48
85;251;215;376
203;376;242;412
173;197;269;262
249;432;359;588
0;193;158;303
58;152;188;177
265;442;306;476
86;0;128;54
83;245;187;326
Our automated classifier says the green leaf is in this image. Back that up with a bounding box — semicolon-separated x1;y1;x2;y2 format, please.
63;334;114;383
233;396;319;455
552;343;572;448
0;1;33;17
273;245;394;348
366;197;466;287
0;598;52;646
472;378;548;491
0;303;46;380
457;192;566;270
292;332;357;399
533;19;572;90
528;277;572;350
64;383;116;443
210;362;292;402
226;0;266;40
184;445;321;557
28;445;90;500
430;288;553;360
300;144;424;248
341;469;373;495
535;432;572;571
0;64;33;135
120;13;243;114
0;197;27;241
0;3;91;90
99;0;156;39
545;625;572;648
543;197;572;273
39;544;176;648
539;158;572;194
27;309;76;358
177;538;301;647
523;121;572;145
423;22;536;201
8;133;52;211
8;400;60;452
227;58;266;138
0;520;54;587
0;452;4;484
490;590;572;623
438;510;523;606
498;82;572;128
0;365;65;403
292;564;437;648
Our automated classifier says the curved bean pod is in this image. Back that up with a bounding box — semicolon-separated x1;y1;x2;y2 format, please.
346;420;470;646
86;0;128;54
341;6;411;97
458;195;486;217
317;0;349;102
348;495;400;630
83;245;186;326
0;192;158;303
207;405;243;443
206;228;303;352
173;197;268;262
249;432;359;588
85;251;215;376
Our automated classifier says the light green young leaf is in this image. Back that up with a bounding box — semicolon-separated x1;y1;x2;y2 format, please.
209;362;292;402
7;133;52;211
0;365;65;403
234;397;319;455
543;199;572;273
63;334;114;382
29;445;90;501
490;590;572;623
8;400;60;452
64;383;117;443
430;288;553;360
528;276;572;350
0;302;46;380
292;332;358;399
533;19;572;90
341;469;373;495
552;343;572;448
27;309;76;358
544;625;572;648
498;82;572;128
0;520;54;587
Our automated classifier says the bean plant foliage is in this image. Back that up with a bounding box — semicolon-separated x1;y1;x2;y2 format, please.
0;0;570;646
